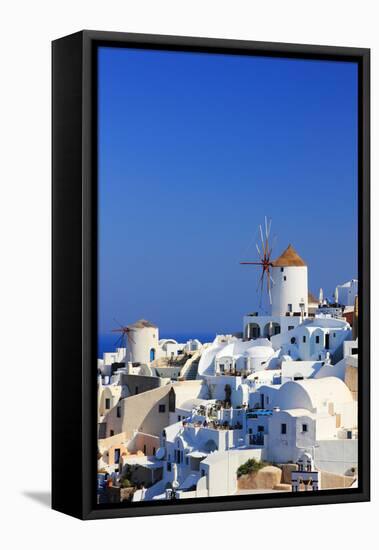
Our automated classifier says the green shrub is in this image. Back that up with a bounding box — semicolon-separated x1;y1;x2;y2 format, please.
237;458;269;478
120;478;132;488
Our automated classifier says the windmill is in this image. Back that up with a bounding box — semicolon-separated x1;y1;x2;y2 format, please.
111;319;136;350
240;216;276;305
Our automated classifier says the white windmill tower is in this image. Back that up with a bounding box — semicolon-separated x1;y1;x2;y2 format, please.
240;218;309;318
270;244;308;317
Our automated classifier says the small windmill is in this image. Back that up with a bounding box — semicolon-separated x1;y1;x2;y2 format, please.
111;319;136;350
240;216;276;305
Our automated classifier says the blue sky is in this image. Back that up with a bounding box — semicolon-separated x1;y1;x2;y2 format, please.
98;46;358;338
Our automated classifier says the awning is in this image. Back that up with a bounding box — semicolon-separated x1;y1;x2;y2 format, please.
187;451;207;459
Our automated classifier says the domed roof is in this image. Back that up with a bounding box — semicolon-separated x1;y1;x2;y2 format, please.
127;319;157;329
272;244;306;267
276;377;353;411
244;345;274;358
214;339;273;360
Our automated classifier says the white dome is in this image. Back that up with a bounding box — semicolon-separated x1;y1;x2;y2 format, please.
199;337;274;377
244;346;274;358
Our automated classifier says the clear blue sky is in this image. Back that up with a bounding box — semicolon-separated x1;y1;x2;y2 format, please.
98;46;358;338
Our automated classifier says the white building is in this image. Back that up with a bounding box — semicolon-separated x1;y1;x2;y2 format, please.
243;245;309;341
336;279;358;307
126;319;159;364
98;347;126;379
271;244;308;317
257;378;357;471
98;238;359;502
271;316;352;362
198;336;275;378
134;373;357;500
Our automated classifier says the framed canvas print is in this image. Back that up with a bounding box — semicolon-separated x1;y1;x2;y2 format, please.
52;30;370;520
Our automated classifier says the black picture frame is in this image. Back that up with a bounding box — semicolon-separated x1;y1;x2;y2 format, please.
52;30;370;520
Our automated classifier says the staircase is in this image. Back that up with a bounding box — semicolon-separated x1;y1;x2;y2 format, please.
180;353;200;380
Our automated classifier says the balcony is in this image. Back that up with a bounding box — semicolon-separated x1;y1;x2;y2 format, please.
249;433;265;446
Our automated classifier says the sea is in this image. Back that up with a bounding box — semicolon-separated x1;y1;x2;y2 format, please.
98;332;216;359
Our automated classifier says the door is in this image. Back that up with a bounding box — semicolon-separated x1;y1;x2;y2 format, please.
325;333;330;349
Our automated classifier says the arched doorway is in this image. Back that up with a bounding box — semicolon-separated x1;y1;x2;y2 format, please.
224;384;232;406
263;322;280;339
246;323;261;340
150;348;156;361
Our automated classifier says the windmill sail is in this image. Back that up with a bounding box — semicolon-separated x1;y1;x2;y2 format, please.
240;217;275;305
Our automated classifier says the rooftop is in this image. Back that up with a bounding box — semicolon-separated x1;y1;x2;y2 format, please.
308;290;318;303
272;244;307;267
127;319;157;329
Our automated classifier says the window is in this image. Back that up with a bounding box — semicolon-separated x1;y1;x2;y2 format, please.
302;424;308;433
153;447;156;455
105;398;111;409
159;404;166;413
303;336;306;343
288;304;292;313
175;450;182;463
315;336;320;344
283;276;287;281
281;423;287;435
258;425;264;432
178;415;181;421
116;405;121;418
143;444;147;455
167;462;172;472
135;386;139;395
352;348;358;355
110;430;114;437
281;267;284;272
288;326;294;331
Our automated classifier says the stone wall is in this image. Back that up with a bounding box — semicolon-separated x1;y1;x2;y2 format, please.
237;466;282;490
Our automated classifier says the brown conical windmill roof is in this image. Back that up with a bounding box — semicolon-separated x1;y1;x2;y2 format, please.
128;319;157;329
308;290;318;303
272;244;307;267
